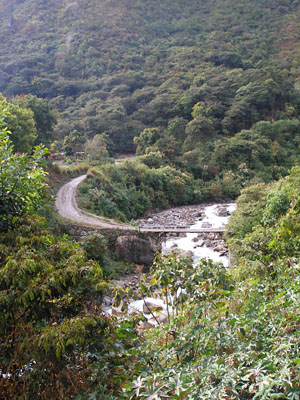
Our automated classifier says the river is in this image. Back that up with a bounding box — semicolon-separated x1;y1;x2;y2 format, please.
111;203;237;322
162;203;236;267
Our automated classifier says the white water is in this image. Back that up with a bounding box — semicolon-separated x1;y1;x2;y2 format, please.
128;297;167;315
162;203;236;267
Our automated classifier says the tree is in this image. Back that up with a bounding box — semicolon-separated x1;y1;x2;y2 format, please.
63;129;85;157
84;133;110;164
0;215;107;399
0;99;49;231
183;116;216;151
226;167;300;282
133;127;162;155
5;100;37;153
12;95;57;147
221;77;287;135
225;182;269;241
0;98;121;399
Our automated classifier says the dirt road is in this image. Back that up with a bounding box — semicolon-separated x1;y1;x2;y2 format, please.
55;175;137;230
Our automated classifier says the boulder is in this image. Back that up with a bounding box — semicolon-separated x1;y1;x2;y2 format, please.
111;300;124;316
116;235;160;266
147;311;169;325
216;207;229;217
202;222;212;228
143;300;163;314
157;311;168;323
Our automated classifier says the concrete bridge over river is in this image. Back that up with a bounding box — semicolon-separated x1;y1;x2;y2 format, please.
139;227;225;233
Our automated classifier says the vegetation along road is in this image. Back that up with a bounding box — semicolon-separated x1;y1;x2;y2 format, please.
55;175;137;231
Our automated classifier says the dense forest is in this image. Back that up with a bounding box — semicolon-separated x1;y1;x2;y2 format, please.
0;0;300;398
1;0;300;214
0;0;300;152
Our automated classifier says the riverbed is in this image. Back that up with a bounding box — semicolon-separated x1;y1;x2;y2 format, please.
141;203;236;267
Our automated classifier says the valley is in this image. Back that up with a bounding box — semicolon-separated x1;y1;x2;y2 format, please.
0;0;299;398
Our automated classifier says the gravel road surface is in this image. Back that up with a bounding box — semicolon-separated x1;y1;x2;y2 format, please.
55;175;136;230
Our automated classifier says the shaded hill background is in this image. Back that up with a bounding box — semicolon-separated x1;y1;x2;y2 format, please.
0;0;299;153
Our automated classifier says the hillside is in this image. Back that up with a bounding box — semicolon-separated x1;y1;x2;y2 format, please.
1;3;300;396
0;0;299;154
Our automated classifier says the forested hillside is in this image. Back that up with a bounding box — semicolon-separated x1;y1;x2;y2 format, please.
1;92;299;398
1;1;300;398
0;0;299;154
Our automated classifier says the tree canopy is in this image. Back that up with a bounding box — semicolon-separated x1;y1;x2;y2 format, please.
0;99;49;231
0;0;299;155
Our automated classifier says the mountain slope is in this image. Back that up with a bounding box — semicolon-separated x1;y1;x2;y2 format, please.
0;0;299;152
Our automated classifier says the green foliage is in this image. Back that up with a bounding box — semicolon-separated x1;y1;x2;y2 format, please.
134;127;162;155
261;186;291;226
84;133;111;165
79;114;300;221
77;161;206;221
227;166;300;280
82;232;134;279
82;232;108;266
0;0;299;157
0;215;109;399
63;129;85;156
11;94;57;147
0;100;49;231
0;1;298;197
0;99;138;398
5;99;37;153
121;273;300;399
0;93;58;152
140;253;233;324
226;183;269;240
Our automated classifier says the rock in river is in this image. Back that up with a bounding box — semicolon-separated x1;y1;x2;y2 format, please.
116;235;159;266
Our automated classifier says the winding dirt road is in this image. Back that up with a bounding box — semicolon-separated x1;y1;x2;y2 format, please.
55;175;137;231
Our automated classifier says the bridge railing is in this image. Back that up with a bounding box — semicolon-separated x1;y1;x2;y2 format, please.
139;227;225;233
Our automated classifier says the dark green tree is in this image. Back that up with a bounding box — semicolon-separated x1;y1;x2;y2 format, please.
12;95;57;147
0;99;48;231
5;100;37;153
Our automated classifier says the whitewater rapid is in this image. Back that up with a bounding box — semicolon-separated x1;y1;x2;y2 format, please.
162;203;236;267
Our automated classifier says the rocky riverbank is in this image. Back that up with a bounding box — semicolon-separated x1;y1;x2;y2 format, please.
140;205;203;229
140;203;231;230
191;231;228;256
108;203;235;300
103;202;236;327
140;203;233;262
